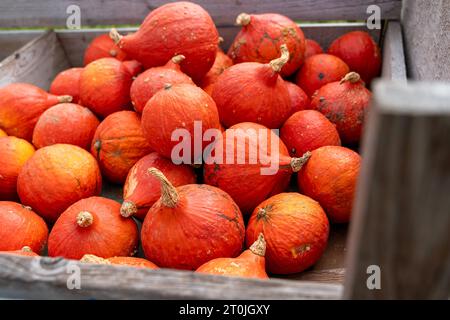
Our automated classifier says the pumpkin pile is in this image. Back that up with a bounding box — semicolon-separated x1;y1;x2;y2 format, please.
0;1;380;279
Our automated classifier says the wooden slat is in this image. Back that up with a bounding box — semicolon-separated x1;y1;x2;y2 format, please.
0;254;342;299
0;30;44;61
344;80;450;299
381;21;406;80
0;0;402;28
0;30;70;90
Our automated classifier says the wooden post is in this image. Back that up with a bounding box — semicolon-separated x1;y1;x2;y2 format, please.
344;80;450;299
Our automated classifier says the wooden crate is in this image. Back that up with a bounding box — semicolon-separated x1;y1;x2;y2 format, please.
0;0;448;300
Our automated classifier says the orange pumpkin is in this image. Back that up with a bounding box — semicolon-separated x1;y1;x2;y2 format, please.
17;144;102;222
297;146;361;223
81;254;159;269
91;111;153;184
48;197;138;259
83;34;128;65
0;136;35;200
141;168;245;270
196;233;268;279
32;103;100;150
121;152;196;219
0;83;72;141
0;246;39;257
49;68;84;104
285;81;310;115
246;193;329;274
0;201;48;254
0;129;7;137
199;48;233;96
304;39;323;59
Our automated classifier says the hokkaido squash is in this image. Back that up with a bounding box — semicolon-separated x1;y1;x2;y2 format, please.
0;246;39;257
121;152;196;220
130;55;194;114
84;34;128;65
199;48;233;96
196;233;268;279
48;197;138;259
91;111;153;184
141;168;245;270
0;201;48;254
228;13;306;77
212;45;292;128
285;81;310;115
297;146;361;223
246;193;329;274
0;83;72;141
17;144;102;222
32;103;100;150
81;254;158;269
49;68;84;104
0;136;35;200
0;129;6;137
304;39;323;59
110;1;219;81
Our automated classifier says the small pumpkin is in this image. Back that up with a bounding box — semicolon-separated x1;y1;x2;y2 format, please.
285;81;310;115
121;152;197;219
280;110;341;157
310;72;372;145
212;45;292;128
91;111;153;184
0;136;35;200
0;129;6;137
246;193;329;274
196;233;268;279
141;83;221;162
199;48;233;96
297;146;361;223
49;68;84;104
295;54;350;97
79;57;133;118
304;39;323;59
110;1;219;81
17;144;102;222
48;197;138;259
81;254;159;269
228;13;306;77
0;201;48;254
0;246;39;257
84;34;128;65
130;55;194;114
0;83;72;141
122;60;144;77
204;122;311;215
32;103;100;150
141;168;245;270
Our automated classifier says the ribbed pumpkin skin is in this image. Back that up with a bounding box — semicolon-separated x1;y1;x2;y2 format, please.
123;152;196;220
228;13;306;77
280;110;341;157
79;58;133;118
203;122;293;215
0;83;67;141
107;256;159;269
49;68;83;104
285;81;310;115
295;54;350;97
297;146;361;223
199;48;233;96
84;34;128;65
310;78;372;145
211;62;291;128
48;197;138;260
141;184;245;270
0;202;48;254
91;111;153;184
130;59;194;114
115;2;219;82
141;83;221;161
32;103;100;150
0;137;35;200
17;144;102;223
304;39;323;59
328;31;381;84
246;193;329;274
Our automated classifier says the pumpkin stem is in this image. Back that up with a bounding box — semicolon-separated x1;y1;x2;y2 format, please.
77;211;94;228
250;233;266;257
164;83;172;90
171;54;185;64
109;49;117;57
290;151;312;172
21;246;33;253
109;28;123;45
269;44;290;73
57;95;73;103
340;72;361;84
120;200;138;218
80;254;110;265
147;167;179;208
236;13;251;26
218;36;224;44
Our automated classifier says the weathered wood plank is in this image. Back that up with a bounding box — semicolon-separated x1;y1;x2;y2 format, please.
381;21;406;80
0;254;343;299
344;80;450;299
0;0;402;28
0;30;70;90
0;30;44;61
402;0;450;80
